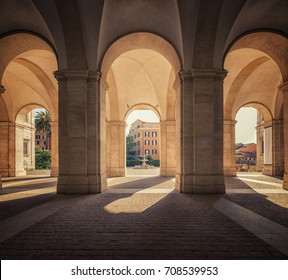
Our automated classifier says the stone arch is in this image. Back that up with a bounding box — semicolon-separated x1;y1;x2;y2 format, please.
104;32;180;179
223;31;288;178
124;104;162;122
0;32;59;178
234;102;273;123
223;30;288;80
101;32;181;79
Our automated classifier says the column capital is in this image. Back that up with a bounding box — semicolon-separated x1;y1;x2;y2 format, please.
191;68;228;80
279;81;288;92
106;120;126;127
272;119;283;125
53;69;109;91
53;69;89;81
160;120;176;127
173;70;191;90
50;120;58;126
224;119;237;125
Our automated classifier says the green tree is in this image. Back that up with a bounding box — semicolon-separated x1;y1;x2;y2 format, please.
126;135;134;155
35;110;51;150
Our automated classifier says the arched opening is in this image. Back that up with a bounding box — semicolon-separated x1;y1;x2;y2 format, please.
125;109;160;176
14;106;53;176
224;31;286;179
235;106;273;174
0;33;58;181
103;33;180;182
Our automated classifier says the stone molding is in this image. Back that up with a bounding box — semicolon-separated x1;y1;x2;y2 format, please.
54;69;89;81
160;120;176;127
106;120;126;126
191;68;228;80
173;68;227;90
224;119;237;125
54;69;109;91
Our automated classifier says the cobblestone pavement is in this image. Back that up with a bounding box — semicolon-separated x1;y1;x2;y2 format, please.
0;173;287;260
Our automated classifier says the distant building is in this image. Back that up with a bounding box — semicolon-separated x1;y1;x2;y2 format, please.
235;143;256;166
35;130;51;150
128;119;160;160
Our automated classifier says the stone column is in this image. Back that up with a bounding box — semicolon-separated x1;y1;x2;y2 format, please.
174;71;193;192
0;121;16;188
160;120;176;176
174;69;226;193
15;123;26;176
279;81;288;190
50;121;59;177
262;121;273;176
54;70;107;194
256;120;264;172
272;119;284;176
0;121;15;177
223;120;237;176
106;121;126;177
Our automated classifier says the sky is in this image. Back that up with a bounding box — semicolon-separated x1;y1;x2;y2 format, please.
235;107;257;144
126;108;257;144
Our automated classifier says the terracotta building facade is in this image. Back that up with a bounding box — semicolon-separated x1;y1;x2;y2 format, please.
128;119;160;161
0;0;288;194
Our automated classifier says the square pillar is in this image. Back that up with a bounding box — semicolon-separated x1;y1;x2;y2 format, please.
223;120;237;176
0;121;16;177
54;70;107;194
106;121;126;177
50;121;59;177
160;120;176;176
175;69;226;194
279;81;288;190
272;119;284;176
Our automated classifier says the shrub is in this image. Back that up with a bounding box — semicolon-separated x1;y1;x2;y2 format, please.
35;147;51;169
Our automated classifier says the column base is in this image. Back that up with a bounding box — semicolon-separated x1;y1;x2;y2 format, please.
16;170;26;176
57;174;107;194
107;167;125;177
283;173;288;191
160;167;176;177
50;167;59;177
175;173;225;194
262;164;273;176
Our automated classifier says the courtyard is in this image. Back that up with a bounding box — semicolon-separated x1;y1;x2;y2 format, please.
0;172;287;259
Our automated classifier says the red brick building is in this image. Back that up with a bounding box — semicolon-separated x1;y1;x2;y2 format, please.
128;119;160;160
35;130;51;150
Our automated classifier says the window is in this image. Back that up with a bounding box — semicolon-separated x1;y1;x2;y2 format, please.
145;140;150;145
137;150;140;155
137;125;140;129
134;134;136;139
137;132;140;138
145;149;150;155
152;140;157;145
152;149;157;154
152;132;157;137
145;131;150;137
36;140;40;145
23;141;29;157
137;141;140;146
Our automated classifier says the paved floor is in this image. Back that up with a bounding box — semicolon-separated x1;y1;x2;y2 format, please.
0;172;287;259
